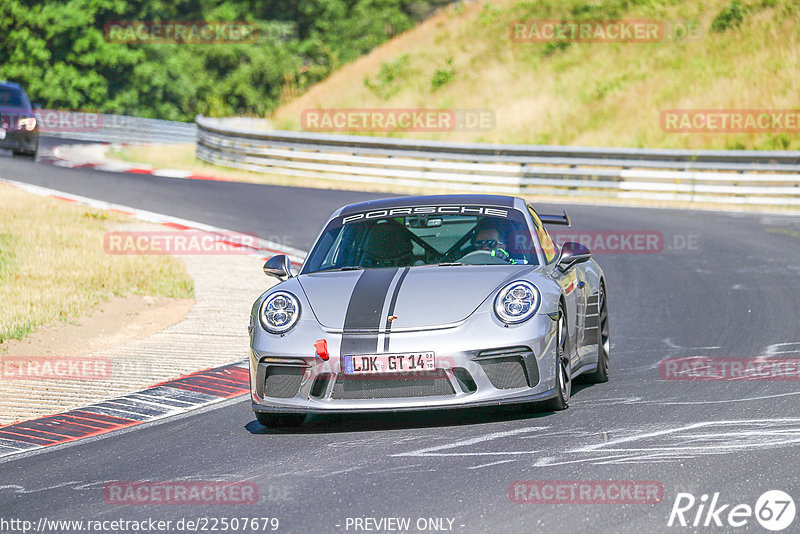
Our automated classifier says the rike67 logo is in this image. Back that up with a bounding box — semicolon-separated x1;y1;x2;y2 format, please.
668;490;795;531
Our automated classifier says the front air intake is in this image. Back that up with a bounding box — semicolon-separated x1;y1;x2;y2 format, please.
476;347;538;389
331;371;455;399
263;366;304;398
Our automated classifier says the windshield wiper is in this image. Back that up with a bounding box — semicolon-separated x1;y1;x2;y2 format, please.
317;265;362;272
437;262;463;266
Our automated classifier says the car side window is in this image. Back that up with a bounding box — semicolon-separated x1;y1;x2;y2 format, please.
528;206;558;263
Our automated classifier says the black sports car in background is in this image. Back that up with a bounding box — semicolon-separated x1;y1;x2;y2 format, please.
0;81;39;158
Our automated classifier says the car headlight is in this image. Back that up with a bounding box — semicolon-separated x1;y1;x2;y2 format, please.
18;117;36;131
259;291;300;333
494;281;540;324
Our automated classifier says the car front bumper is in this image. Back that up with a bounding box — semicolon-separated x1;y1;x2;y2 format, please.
249;310;561;414
0;128;38;153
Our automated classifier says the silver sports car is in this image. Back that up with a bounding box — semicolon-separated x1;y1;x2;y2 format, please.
248;195;609;426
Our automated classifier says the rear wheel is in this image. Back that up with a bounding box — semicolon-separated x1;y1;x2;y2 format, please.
585;283;610;383
545;305;571;411
255;412;306;428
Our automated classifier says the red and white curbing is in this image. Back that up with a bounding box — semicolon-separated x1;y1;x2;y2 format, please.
0;178;309;456
0;362;251;458
0;177;306;268
44;142;231;182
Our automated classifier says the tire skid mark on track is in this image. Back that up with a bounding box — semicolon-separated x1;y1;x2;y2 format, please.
382;416;800;469
0;363;249;459
393;427;548;458
530;418;800;466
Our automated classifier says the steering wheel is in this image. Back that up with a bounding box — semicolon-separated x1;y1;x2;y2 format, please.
457;250;512;265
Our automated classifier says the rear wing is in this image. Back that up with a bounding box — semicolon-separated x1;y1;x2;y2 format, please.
539;210;571;227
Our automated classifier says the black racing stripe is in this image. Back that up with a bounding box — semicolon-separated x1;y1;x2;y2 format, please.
383;267;411;351
341;268;399;355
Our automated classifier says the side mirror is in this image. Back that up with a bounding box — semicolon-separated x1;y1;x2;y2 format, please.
558;242;591;271
263;255;292;281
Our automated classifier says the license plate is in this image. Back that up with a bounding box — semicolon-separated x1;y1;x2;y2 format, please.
343;352;435;375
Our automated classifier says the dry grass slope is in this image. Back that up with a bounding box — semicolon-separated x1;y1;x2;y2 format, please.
274;0;800;150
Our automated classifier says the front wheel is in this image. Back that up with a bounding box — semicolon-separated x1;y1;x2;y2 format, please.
544;305;571;411
255;412;306;427
13;150;36;159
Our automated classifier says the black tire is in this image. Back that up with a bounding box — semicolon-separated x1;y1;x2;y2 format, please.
12;149;36;159
545;304;571;411
255;412;306;428
584;283;610;383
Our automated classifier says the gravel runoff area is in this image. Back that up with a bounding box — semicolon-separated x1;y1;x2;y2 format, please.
0;249;275;425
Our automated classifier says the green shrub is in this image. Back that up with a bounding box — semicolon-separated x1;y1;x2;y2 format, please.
364;54;411;100
711;0;749;32
431;58;456;90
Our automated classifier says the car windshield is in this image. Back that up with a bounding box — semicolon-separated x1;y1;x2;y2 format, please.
0;87;26;108
302;208;540;273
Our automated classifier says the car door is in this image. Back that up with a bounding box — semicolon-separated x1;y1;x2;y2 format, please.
527;205;582;370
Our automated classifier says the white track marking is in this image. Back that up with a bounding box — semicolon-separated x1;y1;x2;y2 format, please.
392;427;546;458
761;342;800;356
534;418;800;466
650;391;800;405
466;459;517;470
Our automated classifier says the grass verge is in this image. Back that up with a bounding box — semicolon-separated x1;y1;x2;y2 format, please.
0;184;193;344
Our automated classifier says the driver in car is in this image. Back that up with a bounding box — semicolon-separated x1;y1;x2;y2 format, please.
472;221;518;264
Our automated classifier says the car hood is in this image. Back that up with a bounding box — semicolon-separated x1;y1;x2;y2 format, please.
297;265;536;331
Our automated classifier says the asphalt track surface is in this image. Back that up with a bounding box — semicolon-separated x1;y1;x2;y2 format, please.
3;138;800;533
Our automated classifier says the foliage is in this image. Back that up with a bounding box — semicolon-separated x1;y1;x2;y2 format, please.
711;0;749;32
0;0;451;121
430;57;455;90
364;54;410;99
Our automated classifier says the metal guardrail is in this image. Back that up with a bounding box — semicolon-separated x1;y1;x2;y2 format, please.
195;115;800;206
193;115;796;206
37;110;196;144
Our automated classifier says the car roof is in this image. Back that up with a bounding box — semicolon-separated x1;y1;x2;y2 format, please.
336;194;522;217
0;81;23;91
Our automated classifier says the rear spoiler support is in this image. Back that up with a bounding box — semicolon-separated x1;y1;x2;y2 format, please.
539;210;571;227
